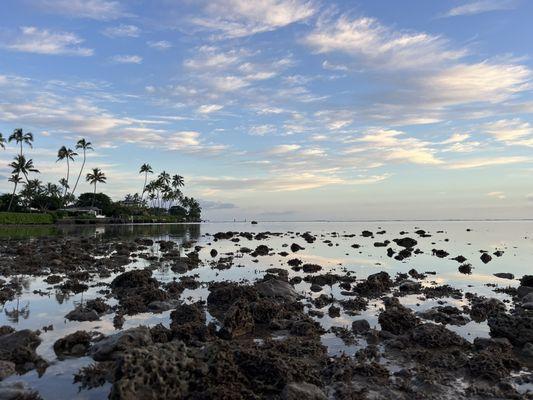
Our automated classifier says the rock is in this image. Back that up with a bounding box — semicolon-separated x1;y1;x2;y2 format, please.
302;264;322;273
290;243;304;252
210;249;218;257
522;302;533;310
65;306;99;322
378;298;419;335
488;312;533;346
221;299;254;338
282;382;327;400
520;275;533;287
352;319;371;334
255;279;298;302
410;323;467;348
458;264;472;274
522;293;533;303
418;306;469;326
353;271;393;297
0;329;42;369
0;360;15;380
452;255;467;263
432;249;449;258
517;285;533;298
361;230;373;237
522;342;533;358
254;245;270;256
470;297;505;322
54;331;91;358
328;305;340;318
147;300;180;313
398;280;421;293
251;221;258;224
393;237;417;248
91;327;153;361
0;382;41;400
494;273;514;280
480;253;492;264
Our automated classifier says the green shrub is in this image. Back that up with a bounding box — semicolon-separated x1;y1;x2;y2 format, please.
0;212;54;225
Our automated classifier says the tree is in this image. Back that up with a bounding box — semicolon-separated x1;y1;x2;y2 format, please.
139;163;153;201
71;138;93;198
7;155;39;211
7;175;23;211
56;146;78;204
8;128;33;157
77;192;112;215
86;168;107;207
0;132;5;149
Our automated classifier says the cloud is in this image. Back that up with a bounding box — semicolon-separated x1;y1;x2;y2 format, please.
193;172;388;192
487;191;506;199
32;0;127;20
111;54;143;64
103;24;140;38
3;26;94;56
147;40;172;50
192;0;316;38
443;0;517;17
322;60;348;71
197;104;224;114
483;118;533;147
268;144;301;154
446;156;530;169
249;125;277;136
199;200;237;210
345;129;443;165
420;62;531;106
305;16;464;70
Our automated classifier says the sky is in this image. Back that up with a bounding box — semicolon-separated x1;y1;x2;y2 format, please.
1;0;533;221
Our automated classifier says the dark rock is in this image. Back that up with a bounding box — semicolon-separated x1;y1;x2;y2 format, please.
351;319;371;334
494;273;514;280
393;237;417;248
54;331;91;358
480;253;492;264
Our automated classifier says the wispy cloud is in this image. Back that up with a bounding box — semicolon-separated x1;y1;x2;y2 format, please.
197;104;224;114
483;118;533;146
103;24;140;38
3;26;93;56
147;40;172;50
32;0;128;20
447;156;530;169
443;0;517;17
192;0;316;38
306;16;464;70
111;54;143;64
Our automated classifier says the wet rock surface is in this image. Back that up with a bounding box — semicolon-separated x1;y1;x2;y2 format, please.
0;225;531;399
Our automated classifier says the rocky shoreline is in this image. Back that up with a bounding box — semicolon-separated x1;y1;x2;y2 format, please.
0;227;532;399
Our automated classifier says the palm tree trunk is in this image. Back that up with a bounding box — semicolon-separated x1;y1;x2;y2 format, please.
7;182;18;211
63;158;70;205
71;150;85;198
92;183;97;207
141;172;148;201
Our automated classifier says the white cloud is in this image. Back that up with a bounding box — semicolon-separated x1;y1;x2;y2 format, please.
193;0;316;38
111;54;143;64
3;26;93;56
33;0;127;20
446;156;529;169
441;133;470;144
306;16;464;70
103;24;140;38
249;125;277;136
147;40;172;50
197;104;224;114
268;144;301;154
322;60;348;71
346;129;443;165
444;0;517;17
487;191;506;199
420;62;531;106
483;119;533;146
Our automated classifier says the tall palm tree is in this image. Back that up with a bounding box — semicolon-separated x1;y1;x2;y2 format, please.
7;155;39;211
8;128;33;157
0;133;5;149
172;174;184;189
57;146;78;204
45;183;62;198
71;139;93;198
86;168;106;207
139;163;153;200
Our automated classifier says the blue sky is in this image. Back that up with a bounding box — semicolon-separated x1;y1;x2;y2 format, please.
1;0;533;220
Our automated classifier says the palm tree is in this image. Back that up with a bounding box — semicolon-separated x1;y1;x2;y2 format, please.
139;163;153;201
0;133;5;149
56;146;78;204
71;139;93;198
7;155;39;211
45;183;62;198
172;174;184;189
86;168;107;207
8;128;33;157
158;171;171;186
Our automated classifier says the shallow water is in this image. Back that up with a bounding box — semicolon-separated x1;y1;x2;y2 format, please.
1;221;532;398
